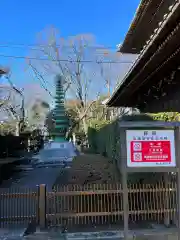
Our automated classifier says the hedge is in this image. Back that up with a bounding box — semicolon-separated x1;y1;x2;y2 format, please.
87;112;180;183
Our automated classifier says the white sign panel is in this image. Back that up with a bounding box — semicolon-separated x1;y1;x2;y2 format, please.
126;130;176;167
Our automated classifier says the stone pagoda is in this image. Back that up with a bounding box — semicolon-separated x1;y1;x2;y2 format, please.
52;75;69;142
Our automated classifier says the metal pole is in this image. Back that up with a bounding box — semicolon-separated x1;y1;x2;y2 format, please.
175;127;180;240
122;170;129;240
120;128;129;239
163;173;170;227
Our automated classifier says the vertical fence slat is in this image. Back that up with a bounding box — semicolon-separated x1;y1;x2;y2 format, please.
39;184;46;229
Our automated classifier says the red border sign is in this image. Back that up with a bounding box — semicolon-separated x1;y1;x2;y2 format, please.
130;141;171;163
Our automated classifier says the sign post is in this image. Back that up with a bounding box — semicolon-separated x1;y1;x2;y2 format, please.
118;121;180;240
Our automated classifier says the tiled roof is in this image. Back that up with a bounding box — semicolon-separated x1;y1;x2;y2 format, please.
119;0;175;54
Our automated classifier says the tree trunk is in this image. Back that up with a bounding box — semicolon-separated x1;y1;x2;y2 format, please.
15;121;20;136
72;132;76;145
82;117;88;138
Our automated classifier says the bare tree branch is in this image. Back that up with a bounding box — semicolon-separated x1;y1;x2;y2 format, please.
28;62;53;97
4;73;26;134
27;27;120;135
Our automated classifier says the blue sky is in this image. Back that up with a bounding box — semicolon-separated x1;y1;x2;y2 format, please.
0;0;140;100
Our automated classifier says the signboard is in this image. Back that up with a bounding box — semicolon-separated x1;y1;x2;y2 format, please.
126;130;176;167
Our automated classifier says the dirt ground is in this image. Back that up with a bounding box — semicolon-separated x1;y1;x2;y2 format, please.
54;153;120;186
51;154;121;228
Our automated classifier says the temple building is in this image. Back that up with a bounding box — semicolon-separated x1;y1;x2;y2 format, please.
108;0;180;113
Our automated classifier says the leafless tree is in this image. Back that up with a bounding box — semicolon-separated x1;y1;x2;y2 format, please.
96;50;122;97
1;73;26;135
0;86;11;108
27;26;121;135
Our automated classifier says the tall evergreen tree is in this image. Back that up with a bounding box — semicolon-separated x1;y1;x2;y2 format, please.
52;75;69;142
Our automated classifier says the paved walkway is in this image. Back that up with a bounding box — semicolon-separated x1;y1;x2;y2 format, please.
0;166;62;190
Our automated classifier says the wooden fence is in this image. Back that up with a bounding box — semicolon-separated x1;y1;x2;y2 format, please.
0;187;38;227
46;182;177;228
0;182;178;228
